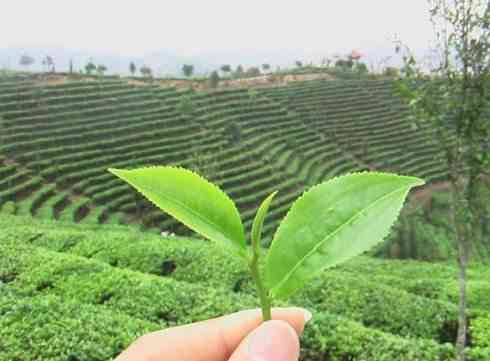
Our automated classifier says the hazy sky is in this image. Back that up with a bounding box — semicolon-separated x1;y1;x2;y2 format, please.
2;0;434;58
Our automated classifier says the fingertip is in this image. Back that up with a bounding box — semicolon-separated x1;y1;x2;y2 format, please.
270;307;313;335
230;320;300;361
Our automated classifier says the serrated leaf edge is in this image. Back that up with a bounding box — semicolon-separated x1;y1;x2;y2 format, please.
267;172;424;298
108;166;246;254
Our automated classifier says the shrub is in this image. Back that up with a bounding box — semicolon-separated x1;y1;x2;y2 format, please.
0;201;16;214
471;315;490;348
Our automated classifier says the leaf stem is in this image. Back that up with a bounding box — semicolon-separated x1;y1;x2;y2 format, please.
250;236;272;321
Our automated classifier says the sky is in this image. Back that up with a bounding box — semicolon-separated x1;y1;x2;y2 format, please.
1;0;435;61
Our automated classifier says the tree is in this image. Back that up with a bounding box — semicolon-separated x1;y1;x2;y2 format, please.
220;64;231;77
19;55;35;70
208;70;220;88
383;66;400;77
396;1;490;359
69;59;74;74
42;56;55;73
129;62;137;76
335;58;354;69
96;64;108;76
177;95;194;119
182;64;194;78
295;60;303;68
234;65;244;78
356;62;369;75
262;63;271;73
140;65;153;78
245;66;261;77
85;61;96;75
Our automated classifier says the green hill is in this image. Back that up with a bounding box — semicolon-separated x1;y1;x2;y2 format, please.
0;76;457;243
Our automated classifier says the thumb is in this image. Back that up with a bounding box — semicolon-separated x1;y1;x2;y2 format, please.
228;320;300;361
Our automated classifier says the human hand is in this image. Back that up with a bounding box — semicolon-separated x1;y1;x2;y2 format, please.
115;307;312;361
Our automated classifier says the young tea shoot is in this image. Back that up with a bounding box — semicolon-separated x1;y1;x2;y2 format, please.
109;166;424;321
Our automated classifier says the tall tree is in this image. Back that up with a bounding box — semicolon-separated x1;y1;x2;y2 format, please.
42;56;55;73
396;1;490;359
182;64;194;78
129;62;137;76
295;60;303;68
234;65;244;78
208;70;220;88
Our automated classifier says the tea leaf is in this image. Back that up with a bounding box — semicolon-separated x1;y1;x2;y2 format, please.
109;166;246;256
251;192;277;247
264;172;424;299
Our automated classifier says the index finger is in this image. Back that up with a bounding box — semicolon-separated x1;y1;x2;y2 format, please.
115;307;310;361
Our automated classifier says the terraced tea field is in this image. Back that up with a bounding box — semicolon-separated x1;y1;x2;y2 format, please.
0;75;488;360
1;215;489;360
0;76;450;243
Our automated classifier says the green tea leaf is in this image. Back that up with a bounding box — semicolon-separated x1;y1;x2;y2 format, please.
251;192;277;247
264;172;424;299
109;166;246;256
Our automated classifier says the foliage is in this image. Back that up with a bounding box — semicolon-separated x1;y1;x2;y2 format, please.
262;63;271;72
176;94;194;118
224;122;241;144
245;66;261;77
335;58;354;69
356;62;369;75
19;55;35;68
85;61;96;75
186;149;222;184
395;2;490;357
129;62;136;76
109;167;246;255
139;65;152;78
384;66;400;77
264;172;424;299
220;64;231;75
0;201;16;214
471;315;490;348
234;64;244;78
109;167;422;319
96;64;108;76
1;214;489;360
182;64;194;78
42;56;55;73
0;75;481;262
208;70;220;88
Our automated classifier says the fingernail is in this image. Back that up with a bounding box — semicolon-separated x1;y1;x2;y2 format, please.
302;309;313;324
248;320;299;361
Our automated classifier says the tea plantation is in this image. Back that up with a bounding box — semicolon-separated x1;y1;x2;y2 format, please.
0;76;451;241
1;214;489;360
0;75;489;360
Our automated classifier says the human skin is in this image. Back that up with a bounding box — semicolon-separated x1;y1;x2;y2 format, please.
115;307;311;361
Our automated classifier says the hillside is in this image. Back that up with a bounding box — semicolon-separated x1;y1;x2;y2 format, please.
1;214;489;360
0;75;455;244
